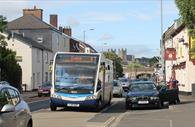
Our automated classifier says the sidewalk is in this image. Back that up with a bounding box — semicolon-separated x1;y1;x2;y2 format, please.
179;94;195;102
21;91;50;103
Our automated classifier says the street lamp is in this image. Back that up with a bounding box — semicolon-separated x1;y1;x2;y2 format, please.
83;28;94;43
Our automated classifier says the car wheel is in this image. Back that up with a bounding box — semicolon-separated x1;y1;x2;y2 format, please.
158;102;162;109
38;93;42;97
50;103;57;111
125;103;131;110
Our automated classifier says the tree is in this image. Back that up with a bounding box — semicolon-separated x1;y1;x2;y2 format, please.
0;15;22;91
149;56;159;67
103;52;124;79
175;0;195;36
0;15;7;47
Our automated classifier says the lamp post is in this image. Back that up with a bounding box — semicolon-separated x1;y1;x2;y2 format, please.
83;29;94;43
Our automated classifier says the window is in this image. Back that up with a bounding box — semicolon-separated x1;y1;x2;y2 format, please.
0;89;11;110
7;89;20;106
45;72;48;82
37;49;40;63
37;72;40;86
49;72;52;82
45;52;48;64
33;73;35;89
37;35;43;43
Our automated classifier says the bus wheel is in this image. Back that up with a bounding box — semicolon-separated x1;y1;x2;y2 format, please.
94;98;102;112
50;103;57;111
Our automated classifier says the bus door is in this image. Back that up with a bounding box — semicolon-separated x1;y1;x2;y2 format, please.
99;62;106;103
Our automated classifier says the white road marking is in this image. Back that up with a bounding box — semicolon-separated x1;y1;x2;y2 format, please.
170;120;173;127
103;116;116;127
110;112;127;127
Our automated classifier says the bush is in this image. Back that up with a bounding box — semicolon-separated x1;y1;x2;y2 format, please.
0;46;22;91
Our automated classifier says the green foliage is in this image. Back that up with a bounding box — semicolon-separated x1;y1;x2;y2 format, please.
0;15;8;47
175;0;195;36
128;62;144;69
0;15;22;90
0;47;22;90
103;52;124;79
149;56;159;67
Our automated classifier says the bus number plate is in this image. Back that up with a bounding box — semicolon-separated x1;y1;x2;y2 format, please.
67;103;80;107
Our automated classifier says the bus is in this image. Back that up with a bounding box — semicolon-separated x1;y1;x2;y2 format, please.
50;52;113;111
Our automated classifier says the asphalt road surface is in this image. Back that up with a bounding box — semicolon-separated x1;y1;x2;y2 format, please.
31;96;195;127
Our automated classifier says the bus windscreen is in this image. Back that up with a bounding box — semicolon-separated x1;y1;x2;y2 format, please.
54;54;99;94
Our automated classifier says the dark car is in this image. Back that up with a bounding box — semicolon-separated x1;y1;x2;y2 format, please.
156;84;180;104
38;82;52;97
126;81;162;109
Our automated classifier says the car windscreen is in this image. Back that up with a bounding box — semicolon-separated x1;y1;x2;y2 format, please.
113;81;119;87
119;78;128;82
130;83;157;92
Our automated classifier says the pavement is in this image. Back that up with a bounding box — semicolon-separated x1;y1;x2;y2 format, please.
21;91;49;103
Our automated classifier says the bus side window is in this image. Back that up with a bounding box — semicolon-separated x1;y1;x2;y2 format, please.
97;79;102;91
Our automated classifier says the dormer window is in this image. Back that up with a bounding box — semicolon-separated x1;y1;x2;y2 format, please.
37;36;43;43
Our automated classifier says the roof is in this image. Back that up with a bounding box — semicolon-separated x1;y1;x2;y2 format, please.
7;15;97;53
8;15;51;30
7;31;52;52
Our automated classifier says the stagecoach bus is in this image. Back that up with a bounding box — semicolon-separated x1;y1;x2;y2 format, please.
50;52;113;111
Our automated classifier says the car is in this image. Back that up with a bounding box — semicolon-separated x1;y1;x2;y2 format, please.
0;81;33;127
125;81;163;109
156;84;180;104
38;82;52;97
118;78;130;92
113;80;123;97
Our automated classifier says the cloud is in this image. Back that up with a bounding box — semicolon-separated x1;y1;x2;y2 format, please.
128;11;154;21
66;16;80;27
99;33;114;41
0;0;29;21
80;12;125;24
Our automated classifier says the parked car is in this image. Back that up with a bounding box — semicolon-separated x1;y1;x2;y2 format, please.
38;82;52;97
125;81;163;109
0;82;33;127
156;84;180;104
113;80;123;97
118;78;130;92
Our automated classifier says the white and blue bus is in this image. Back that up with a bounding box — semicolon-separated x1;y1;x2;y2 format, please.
50;52;113;111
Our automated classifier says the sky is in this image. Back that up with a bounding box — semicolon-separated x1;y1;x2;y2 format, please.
0;0;179;58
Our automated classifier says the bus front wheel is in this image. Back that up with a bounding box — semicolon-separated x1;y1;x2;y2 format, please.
50;103;57;111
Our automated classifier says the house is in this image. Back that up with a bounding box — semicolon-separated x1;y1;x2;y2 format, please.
163;18;195;94
5;6;97;91
1;32;53;91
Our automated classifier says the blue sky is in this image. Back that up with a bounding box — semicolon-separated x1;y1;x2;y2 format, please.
0;0;179;57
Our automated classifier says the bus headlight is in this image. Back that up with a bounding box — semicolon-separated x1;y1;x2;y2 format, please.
85;95;97;100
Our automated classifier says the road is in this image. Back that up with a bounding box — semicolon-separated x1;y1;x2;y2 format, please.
29;96;195;127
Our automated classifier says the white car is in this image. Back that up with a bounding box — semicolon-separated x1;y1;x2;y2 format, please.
0;82;33;127
118;78;130;92
113;80;123;97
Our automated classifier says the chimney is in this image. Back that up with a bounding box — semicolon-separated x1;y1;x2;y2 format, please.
59;26;63;32
50;14;58;28
23;5;43;20
63;27;72;36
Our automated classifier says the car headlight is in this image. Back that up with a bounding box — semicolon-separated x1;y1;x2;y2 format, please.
51;93;61;99
150;96;159;100
127;96;137;101
85;95;97;100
